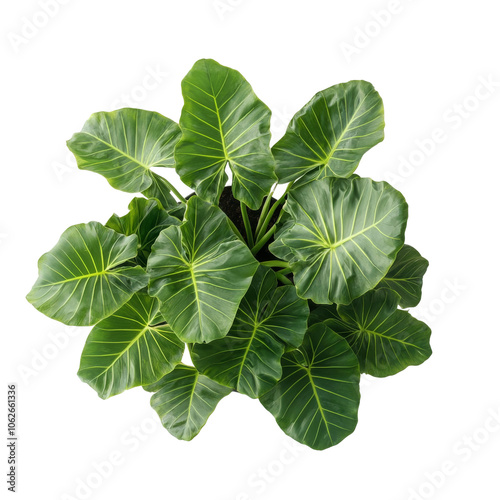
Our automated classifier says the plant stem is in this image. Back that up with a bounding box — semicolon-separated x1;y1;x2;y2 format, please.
163;179;187;204
276;273;293;285
276;267;292;276
255;183;292;242
259;259;289;268
251;225;276;255
227;218;246;244
240;202;254;247
255;184;277;237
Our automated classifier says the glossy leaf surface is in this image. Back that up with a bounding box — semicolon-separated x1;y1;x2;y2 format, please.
146;364;231;441
376;244;429;308
106;197;180;266
67;108;181;192
271;177;408;304
191;267;309;398
27;222;148;326
273;81;384;183
175;59;276;209
148;196;258;343
78;293;184;399
318;289;432;377
260;323;360;450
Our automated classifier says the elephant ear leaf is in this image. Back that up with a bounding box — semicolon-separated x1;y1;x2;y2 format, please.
375;244;429;308
191;266;309;398
144;364;231;441
175;58;277;210
260;323;360;450
273;80;384;184
26;222;148;326
272;177;408;305
78;293;184;399
147;196;259;343
322;288;432;377
106;197;180;266
67;108;181;193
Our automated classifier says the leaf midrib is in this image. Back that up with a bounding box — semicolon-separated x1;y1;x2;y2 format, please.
188;264;203;329
82;132;155;170
40;269;121;287
322;89;372;165
306;367;333;444
357;327;420;349
206;67;229;162
236;322;259;390
328;205;398;250
88;324;151;383
185;371;199;429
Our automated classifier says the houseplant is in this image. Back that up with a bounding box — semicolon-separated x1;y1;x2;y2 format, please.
27;58;431;450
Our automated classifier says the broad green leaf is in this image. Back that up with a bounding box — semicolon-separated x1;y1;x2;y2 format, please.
145;364;231;441
141;172;178;210
78;293;184;399
26;222;148;326
148;196;259;343
273;80;384;183
260;323;360;450
106;197;180;266
318;288;432;377
191;266;309;398
270;177;408;305
375;244;429;308
175;59;277;210
67;108;181;193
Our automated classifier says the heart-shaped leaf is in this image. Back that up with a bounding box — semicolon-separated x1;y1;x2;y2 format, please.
270;177;408;304
106;197;181;266
316;288;432;377
260;323;360;450
67;108;181;193
26;222;148;326
145;364;231;441
175;59;277;209
190;266;309;398
78;293;184;399
375;244;429;308
273;80;384;183
147;196;259;343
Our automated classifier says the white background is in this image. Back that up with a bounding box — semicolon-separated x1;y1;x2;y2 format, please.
2;1;499;499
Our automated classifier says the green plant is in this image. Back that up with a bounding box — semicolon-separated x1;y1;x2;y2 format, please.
27;58;431;450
